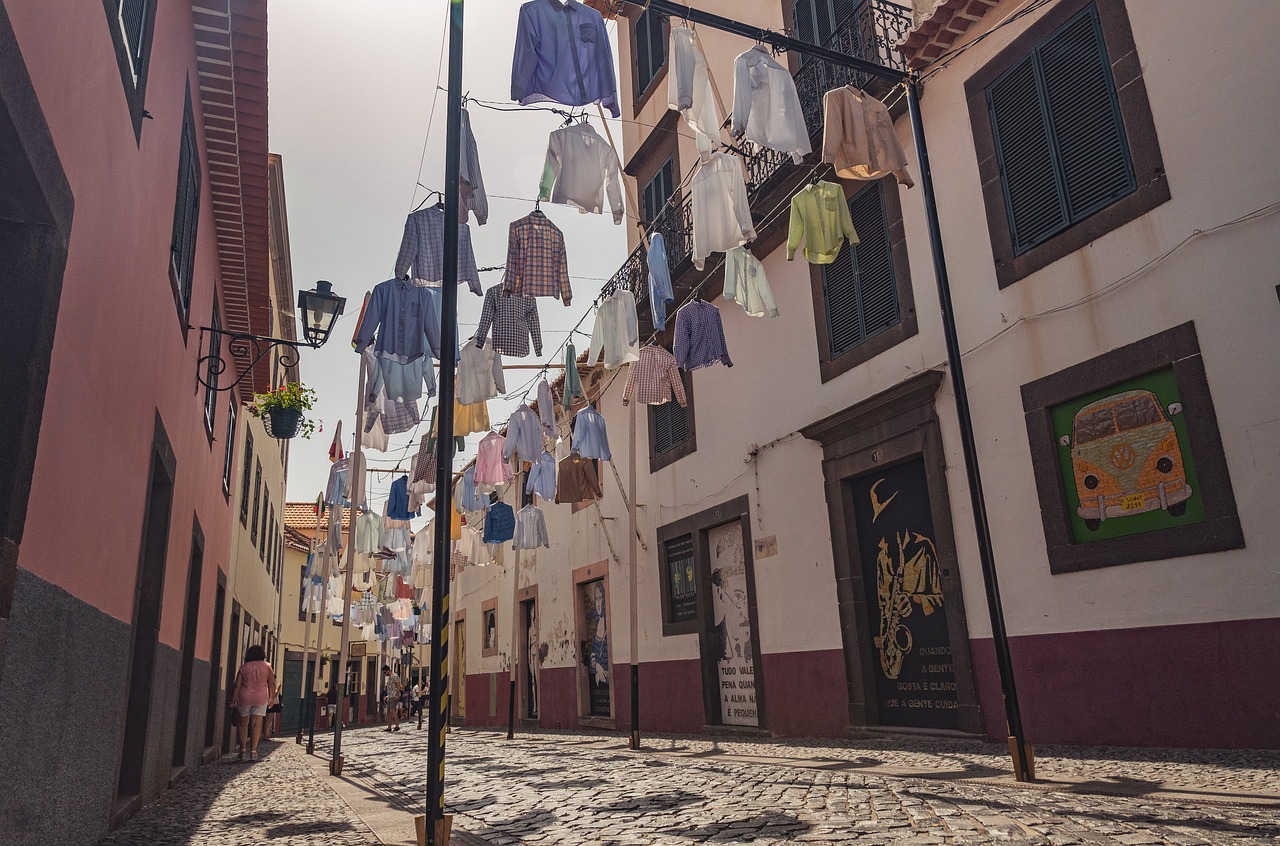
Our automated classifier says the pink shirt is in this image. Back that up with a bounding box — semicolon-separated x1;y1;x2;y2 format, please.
236;660;273;707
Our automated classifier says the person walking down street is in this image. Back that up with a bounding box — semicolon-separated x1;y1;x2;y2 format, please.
230;644;276;761
382;666;403;732
410;680;422;719
325;683;341;728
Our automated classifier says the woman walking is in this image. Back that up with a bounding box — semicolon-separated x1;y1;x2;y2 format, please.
230;644;276;761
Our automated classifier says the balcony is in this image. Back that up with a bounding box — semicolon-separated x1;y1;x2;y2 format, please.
604;0;912;337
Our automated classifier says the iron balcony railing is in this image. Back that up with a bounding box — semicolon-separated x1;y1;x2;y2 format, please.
604;0;912;320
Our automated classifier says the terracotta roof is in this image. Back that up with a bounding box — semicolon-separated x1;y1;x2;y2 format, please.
283;501;349;531
284;524;312;552
896;0;1000;69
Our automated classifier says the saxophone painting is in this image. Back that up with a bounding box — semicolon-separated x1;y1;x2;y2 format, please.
873;530;943;680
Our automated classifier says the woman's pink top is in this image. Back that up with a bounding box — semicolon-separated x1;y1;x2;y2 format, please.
236;660;273;706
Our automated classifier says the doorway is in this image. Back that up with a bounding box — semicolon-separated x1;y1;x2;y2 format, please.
203;577;226;750
221;603;241;753
576;576;612;719
520;597;539;719
706;520;759;727
171;518;204;768
452;615;467;720
280;656;303;735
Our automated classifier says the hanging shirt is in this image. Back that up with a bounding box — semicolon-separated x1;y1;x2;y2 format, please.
538;122;624;223
432;396;491;437
623;345;688;407
387;476;419;520
394;206;483;294
556;453;602;503
731;45;812;165
724;246;779;318
537;379;557;438
787;180;860;264
474;432;513;486
668;27;722;158
821;85;914;187
526;451;558;501
411;435;437;487
325;457;350;506
674;300;733;371
690;152;756;271
562;342;583;409
454;466;490;513
354;279;444;363
587;288;639;370
513;505;551;550
364;392;420;437
355;508;382;555
456;338;506;406
365;344;436;404
459;106;488;226
505;404;544;464
503;211;573;305
647;233;674;331
511;0;620;117
571;405;611;460
474;284;542;357
483;501;516;544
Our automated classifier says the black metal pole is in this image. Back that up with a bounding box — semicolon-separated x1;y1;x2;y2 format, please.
906;75;1030;780
426;0;464;841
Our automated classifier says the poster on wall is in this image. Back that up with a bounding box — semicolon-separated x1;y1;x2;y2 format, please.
664;534;698;624
1051;368;1204;544
850;458;959;730
580;579;611;717
707;521;758;727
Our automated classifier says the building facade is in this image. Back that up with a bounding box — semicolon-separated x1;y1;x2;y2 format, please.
0;1;276;841
448;0;1280;749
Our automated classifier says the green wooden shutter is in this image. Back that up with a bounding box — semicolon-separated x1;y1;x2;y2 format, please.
823;183;899;357
987;4;1134;256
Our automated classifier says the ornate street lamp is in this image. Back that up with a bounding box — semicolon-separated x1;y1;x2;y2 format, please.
197;280;346;392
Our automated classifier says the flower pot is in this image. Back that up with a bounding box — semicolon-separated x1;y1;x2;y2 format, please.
266;407;303;439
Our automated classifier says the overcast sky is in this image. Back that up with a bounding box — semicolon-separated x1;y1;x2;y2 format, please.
269;0;628;521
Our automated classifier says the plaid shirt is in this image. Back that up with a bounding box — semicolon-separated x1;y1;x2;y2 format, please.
475;284;542;357
503;212;572;305
365;396;420;436
674;300;733;371
623;345;688;407
395;207;482;295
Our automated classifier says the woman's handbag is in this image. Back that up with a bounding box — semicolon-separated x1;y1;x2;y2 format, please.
230;707;241;727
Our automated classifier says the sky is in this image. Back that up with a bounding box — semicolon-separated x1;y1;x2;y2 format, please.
268;0;629;520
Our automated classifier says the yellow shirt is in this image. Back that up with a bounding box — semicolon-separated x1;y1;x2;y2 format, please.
786;181;859;264
433;397;490;437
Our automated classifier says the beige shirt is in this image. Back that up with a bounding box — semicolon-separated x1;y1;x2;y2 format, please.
821;86;914;187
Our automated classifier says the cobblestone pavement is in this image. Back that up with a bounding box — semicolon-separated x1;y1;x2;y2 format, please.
99;740;379;845
315;727;1280;846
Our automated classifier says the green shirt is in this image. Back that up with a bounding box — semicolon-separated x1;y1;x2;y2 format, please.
786;181;859;264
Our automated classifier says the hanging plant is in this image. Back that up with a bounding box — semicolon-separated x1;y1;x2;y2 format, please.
248;382;319;439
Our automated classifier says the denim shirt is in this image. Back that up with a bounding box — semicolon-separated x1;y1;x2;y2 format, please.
354;278;443;362
647;233;673;330
511;0;620;118
571;405;612;461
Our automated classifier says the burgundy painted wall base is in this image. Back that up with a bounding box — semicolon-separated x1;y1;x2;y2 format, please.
761;649;849;737
969;616;1280;749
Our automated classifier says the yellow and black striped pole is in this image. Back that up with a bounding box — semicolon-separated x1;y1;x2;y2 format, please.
425;1;464;842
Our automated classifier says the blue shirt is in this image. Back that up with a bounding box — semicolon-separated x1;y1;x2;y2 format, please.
455;466;490;513
674;300;733;371
483;502;516;544
511;0;620;118
354;278;443;362
387;475;419;520
647;233;674;330
504;405;544;464
525;451;558;501
572;405;612;461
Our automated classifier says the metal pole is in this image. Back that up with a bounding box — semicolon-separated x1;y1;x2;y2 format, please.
906;75;1031;781
426;1;465;840
331;360;369;774
307;543;330;755
627;399;640;749
296;499;325;743
507;471;524;740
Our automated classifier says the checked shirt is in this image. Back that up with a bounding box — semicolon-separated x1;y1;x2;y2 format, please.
475;284;543;357
503;211;573;305
623;344;688;407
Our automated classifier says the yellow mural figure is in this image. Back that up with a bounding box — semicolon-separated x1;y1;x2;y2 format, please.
870;481;944;680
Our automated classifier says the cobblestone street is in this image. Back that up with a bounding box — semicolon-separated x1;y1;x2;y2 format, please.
312;727;1280;846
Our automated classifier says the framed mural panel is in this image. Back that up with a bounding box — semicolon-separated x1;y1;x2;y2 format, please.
657;533;700;634
1022;322;1243;573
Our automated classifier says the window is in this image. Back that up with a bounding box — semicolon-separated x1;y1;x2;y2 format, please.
103;0;156;138
649;370;696;471
259;487;270;560
266;506;275;568
203;299;220;435
115;0;152;84
239;431;253;524
966;0;1167;288
792;0;855;53
222;400;236;496
821;183;898;357
642;158;675;229
633;9;666;98
250;462;262;546
986;5;1133;257
170;86;201;324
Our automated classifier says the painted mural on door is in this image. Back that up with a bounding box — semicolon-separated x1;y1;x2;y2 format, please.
708;521;758;727
522;599;539;719
454;619;467;718
851;458;958;730
579;579;611;717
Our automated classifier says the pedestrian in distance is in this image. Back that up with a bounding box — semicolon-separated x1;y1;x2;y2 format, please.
264;682;282;740
382;666;403;732
229;644;276;761
325;683;341;728
410;679;422;718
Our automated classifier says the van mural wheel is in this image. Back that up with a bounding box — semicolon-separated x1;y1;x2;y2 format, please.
1167;502;1187;517
1083;518;1101;531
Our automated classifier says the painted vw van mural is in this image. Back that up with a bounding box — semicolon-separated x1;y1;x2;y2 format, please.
1058;389;1192;531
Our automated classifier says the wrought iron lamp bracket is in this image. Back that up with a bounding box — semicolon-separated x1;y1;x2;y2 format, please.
196;326;312;393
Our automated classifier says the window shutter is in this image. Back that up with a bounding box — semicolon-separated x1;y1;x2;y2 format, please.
651;402;672;455
120;0;149;71
1039;8;1134;221
823;184;899;357
792;0;817;45
635;14;651;92
830;0;857;34
649;13;665;85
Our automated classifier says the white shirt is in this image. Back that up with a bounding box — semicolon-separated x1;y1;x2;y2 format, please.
587;288;640;370
455;338;505;405
690;152;757;271
668;27;721;158
732;46;812;165
538;123;624;223
724;247;779;318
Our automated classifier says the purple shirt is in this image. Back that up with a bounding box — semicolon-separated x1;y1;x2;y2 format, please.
511;0;620;118
674;300;733;371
